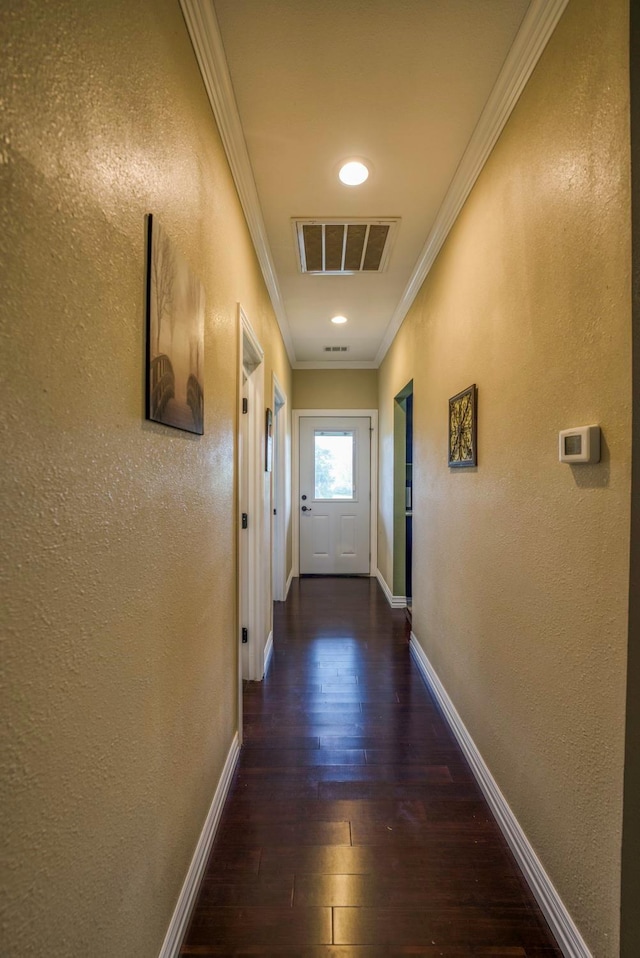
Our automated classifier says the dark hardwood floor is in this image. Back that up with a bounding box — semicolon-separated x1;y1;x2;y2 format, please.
180;576;562;957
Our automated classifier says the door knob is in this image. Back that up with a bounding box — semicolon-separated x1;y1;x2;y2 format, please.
301;505;311;512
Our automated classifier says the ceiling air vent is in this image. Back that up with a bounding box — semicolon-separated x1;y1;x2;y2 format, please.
323;346;350;353
294;218;399;274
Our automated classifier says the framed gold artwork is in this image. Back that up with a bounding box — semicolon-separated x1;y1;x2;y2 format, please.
448;384;477;467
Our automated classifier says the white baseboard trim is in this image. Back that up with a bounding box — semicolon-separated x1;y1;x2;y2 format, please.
409;634;591;958
375;568;407;608
264;629;274;675
158;732;241;958
284;569;294;600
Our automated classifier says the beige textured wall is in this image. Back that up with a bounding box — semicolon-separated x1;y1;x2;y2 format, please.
621;4;640;953
0;1;291;956
293;368;378;409
378;1;631;954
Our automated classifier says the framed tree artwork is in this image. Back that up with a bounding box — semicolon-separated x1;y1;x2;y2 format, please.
448;384;477;467
146;214;205;435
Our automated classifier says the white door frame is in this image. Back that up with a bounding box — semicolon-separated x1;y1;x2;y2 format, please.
237;306;268;740
271;373;289;602
292;409;378;577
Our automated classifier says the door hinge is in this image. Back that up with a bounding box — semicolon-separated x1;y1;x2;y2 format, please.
273;508;277;516
242;627;248;644
242;398;248;414
241;513;248;529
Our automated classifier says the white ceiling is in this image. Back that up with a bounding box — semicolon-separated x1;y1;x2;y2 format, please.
181;0;569;368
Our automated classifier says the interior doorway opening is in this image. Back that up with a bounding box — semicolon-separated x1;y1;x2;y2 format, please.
271;374;288;602
393;381;413;615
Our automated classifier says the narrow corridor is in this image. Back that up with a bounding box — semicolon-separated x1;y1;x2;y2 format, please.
181;577;562;956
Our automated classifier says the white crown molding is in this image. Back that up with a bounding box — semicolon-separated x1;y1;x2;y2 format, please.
292;360;379;371
178;0;296;365
375;0;570;366
158;732;240;958
409;634;592;958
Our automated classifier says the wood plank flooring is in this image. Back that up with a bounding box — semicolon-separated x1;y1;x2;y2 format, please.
180;576;562;957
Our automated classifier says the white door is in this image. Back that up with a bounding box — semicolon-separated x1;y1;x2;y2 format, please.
238;307;268;689
299;416;371;574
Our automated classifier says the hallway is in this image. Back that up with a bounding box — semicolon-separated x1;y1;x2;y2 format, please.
180;578;562;955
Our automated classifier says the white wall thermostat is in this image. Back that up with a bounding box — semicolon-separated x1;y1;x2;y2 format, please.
558;425;601;464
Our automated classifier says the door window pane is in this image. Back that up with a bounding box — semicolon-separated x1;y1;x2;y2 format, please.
314;431;355;499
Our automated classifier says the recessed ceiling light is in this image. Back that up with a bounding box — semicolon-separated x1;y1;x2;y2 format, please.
331;315;348;324
338;160;369;186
